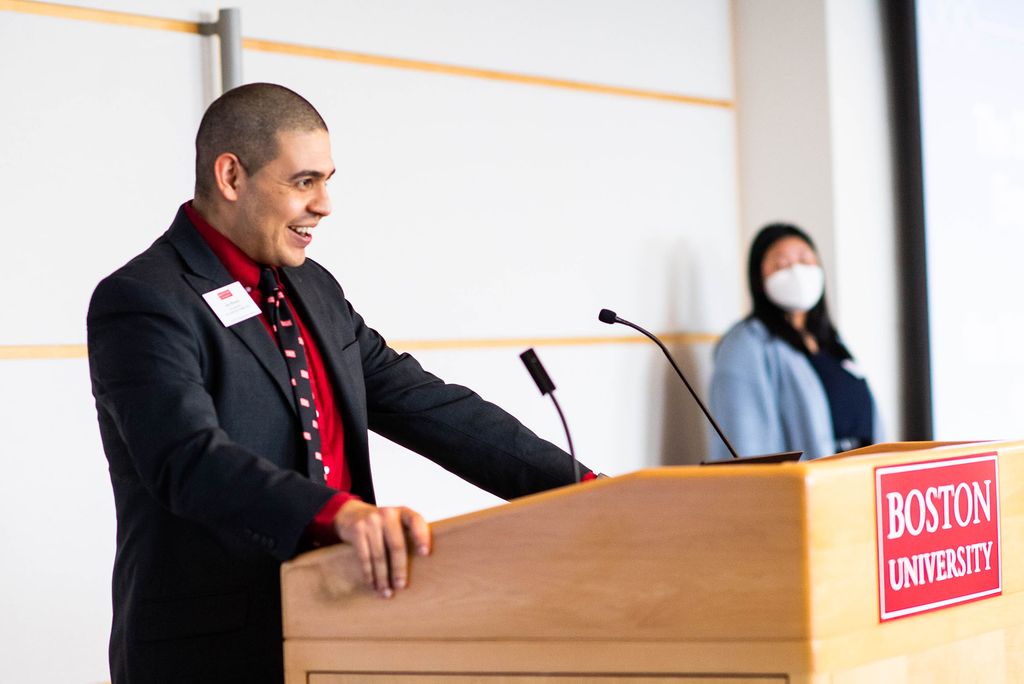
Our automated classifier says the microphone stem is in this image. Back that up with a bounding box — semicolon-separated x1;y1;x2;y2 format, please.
616;318;741;460
549;393;580;483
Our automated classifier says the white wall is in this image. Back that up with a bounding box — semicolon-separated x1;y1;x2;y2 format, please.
1;2;740;681
733;0;836;275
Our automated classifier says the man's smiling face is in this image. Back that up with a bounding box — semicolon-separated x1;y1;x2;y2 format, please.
228;128;335;267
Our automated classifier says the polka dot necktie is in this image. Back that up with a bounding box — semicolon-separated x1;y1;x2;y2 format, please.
258;267;325;484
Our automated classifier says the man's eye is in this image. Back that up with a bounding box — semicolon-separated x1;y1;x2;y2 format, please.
297;178;313;189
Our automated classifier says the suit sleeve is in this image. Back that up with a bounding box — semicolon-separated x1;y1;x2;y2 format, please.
88;273;335;561
341;299;590;500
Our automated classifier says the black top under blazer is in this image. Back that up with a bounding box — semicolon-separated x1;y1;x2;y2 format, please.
87;207;582;683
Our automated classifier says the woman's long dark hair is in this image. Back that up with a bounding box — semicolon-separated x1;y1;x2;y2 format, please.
747;223;851;360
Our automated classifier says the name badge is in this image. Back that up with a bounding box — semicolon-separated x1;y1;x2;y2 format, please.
202;281;262;327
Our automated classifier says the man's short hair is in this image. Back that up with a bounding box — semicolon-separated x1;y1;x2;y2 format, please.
194;83;328;199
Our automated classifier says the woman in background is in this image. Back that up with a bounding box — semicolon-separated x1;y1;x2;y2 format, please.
707;223;882;461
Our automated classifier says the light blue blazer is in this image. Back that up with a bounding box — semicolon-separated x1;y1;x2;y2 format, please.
706;318;883;461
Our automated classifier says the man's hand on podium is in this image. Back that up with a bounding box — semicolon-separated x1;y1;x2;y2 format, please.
332;500;432;599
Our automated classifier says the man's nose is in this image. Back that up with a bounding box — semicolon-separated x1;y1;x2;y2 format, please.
311;184;332;217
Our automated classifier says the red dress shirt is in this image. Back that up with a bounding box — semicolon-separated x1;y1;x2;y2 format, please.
184;202;353;545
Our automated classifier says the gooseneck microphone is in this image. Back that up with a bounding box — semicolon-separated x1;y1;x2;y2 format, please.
598;309;741;460
520;348;581;483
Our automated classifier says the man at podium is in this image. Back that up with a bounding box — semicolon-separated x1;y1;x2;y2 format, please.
87;82;592;684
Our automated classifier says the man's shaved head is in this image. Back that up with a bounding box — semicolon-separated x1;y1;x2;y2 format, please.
194;82;328;199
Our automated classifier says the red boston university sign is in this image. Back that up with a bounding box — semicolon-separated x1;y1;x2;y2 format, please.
874;453;1001;621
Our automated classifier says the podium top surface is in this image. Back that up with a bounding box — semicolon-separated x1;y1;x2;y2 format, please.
281;439;1023;671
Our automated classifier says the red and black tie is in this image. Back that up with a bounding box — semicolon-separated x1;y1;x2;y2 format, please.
258;267;325;484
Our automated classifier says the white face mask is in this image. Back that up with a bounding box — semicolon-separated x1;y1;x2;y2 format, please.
764;263;824;313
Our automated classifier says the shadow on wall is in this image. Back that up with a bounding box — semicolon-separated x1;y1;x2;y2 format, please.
642;235;724;466
654;342;715;466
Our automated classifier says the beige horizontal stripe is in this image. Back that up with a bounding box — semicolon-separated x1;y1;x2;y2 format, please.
391;332;719;351
0;333;718;360
0;0;199;33
243;38;734;109
0;344;89;360
1;1;733;108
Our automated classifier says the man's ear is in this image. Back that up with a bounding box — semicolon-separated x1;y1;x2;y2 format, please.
212;152;246;201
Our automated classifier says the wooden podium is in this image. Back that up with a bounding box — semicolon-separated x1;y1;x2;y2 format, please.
281;440;1023;683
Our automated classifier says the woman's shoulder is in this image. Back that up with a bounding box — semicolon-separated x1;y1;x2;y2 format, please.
715;317;812;372
714;317;775;370
718;317;772;351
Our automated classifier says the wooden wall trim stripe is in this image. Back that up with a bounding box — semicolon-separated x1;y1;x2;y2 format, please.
1;0;734;109
0;0;199;33
0;344;89;360
242;38;734;108
392;332;721;351
0;333;719;360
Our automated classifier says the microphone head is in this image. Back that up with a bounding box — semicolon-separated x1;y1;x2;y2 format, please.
520;348;556;395
598;309;618;324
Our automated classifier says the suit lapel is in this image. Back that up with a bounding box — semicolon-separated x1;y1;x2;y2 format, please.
166;208;296;415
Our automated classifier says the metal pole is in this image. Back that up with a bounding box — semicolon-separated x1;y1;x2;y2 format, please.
200;8;243;93
217;8;242;91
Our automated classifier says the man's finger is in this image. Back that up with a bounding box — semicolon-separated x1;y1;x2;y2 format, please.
351;530;374;588
365;515;391;597
381;508;409;590
400;507;432;556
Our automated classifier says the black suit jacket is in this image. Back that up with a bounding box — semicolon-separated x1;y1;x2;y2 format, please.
88;207;582;683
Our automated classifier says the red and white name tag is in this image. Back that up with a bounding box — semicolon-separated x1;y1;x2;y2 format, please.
202;281;261;327
874;453;1001;621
